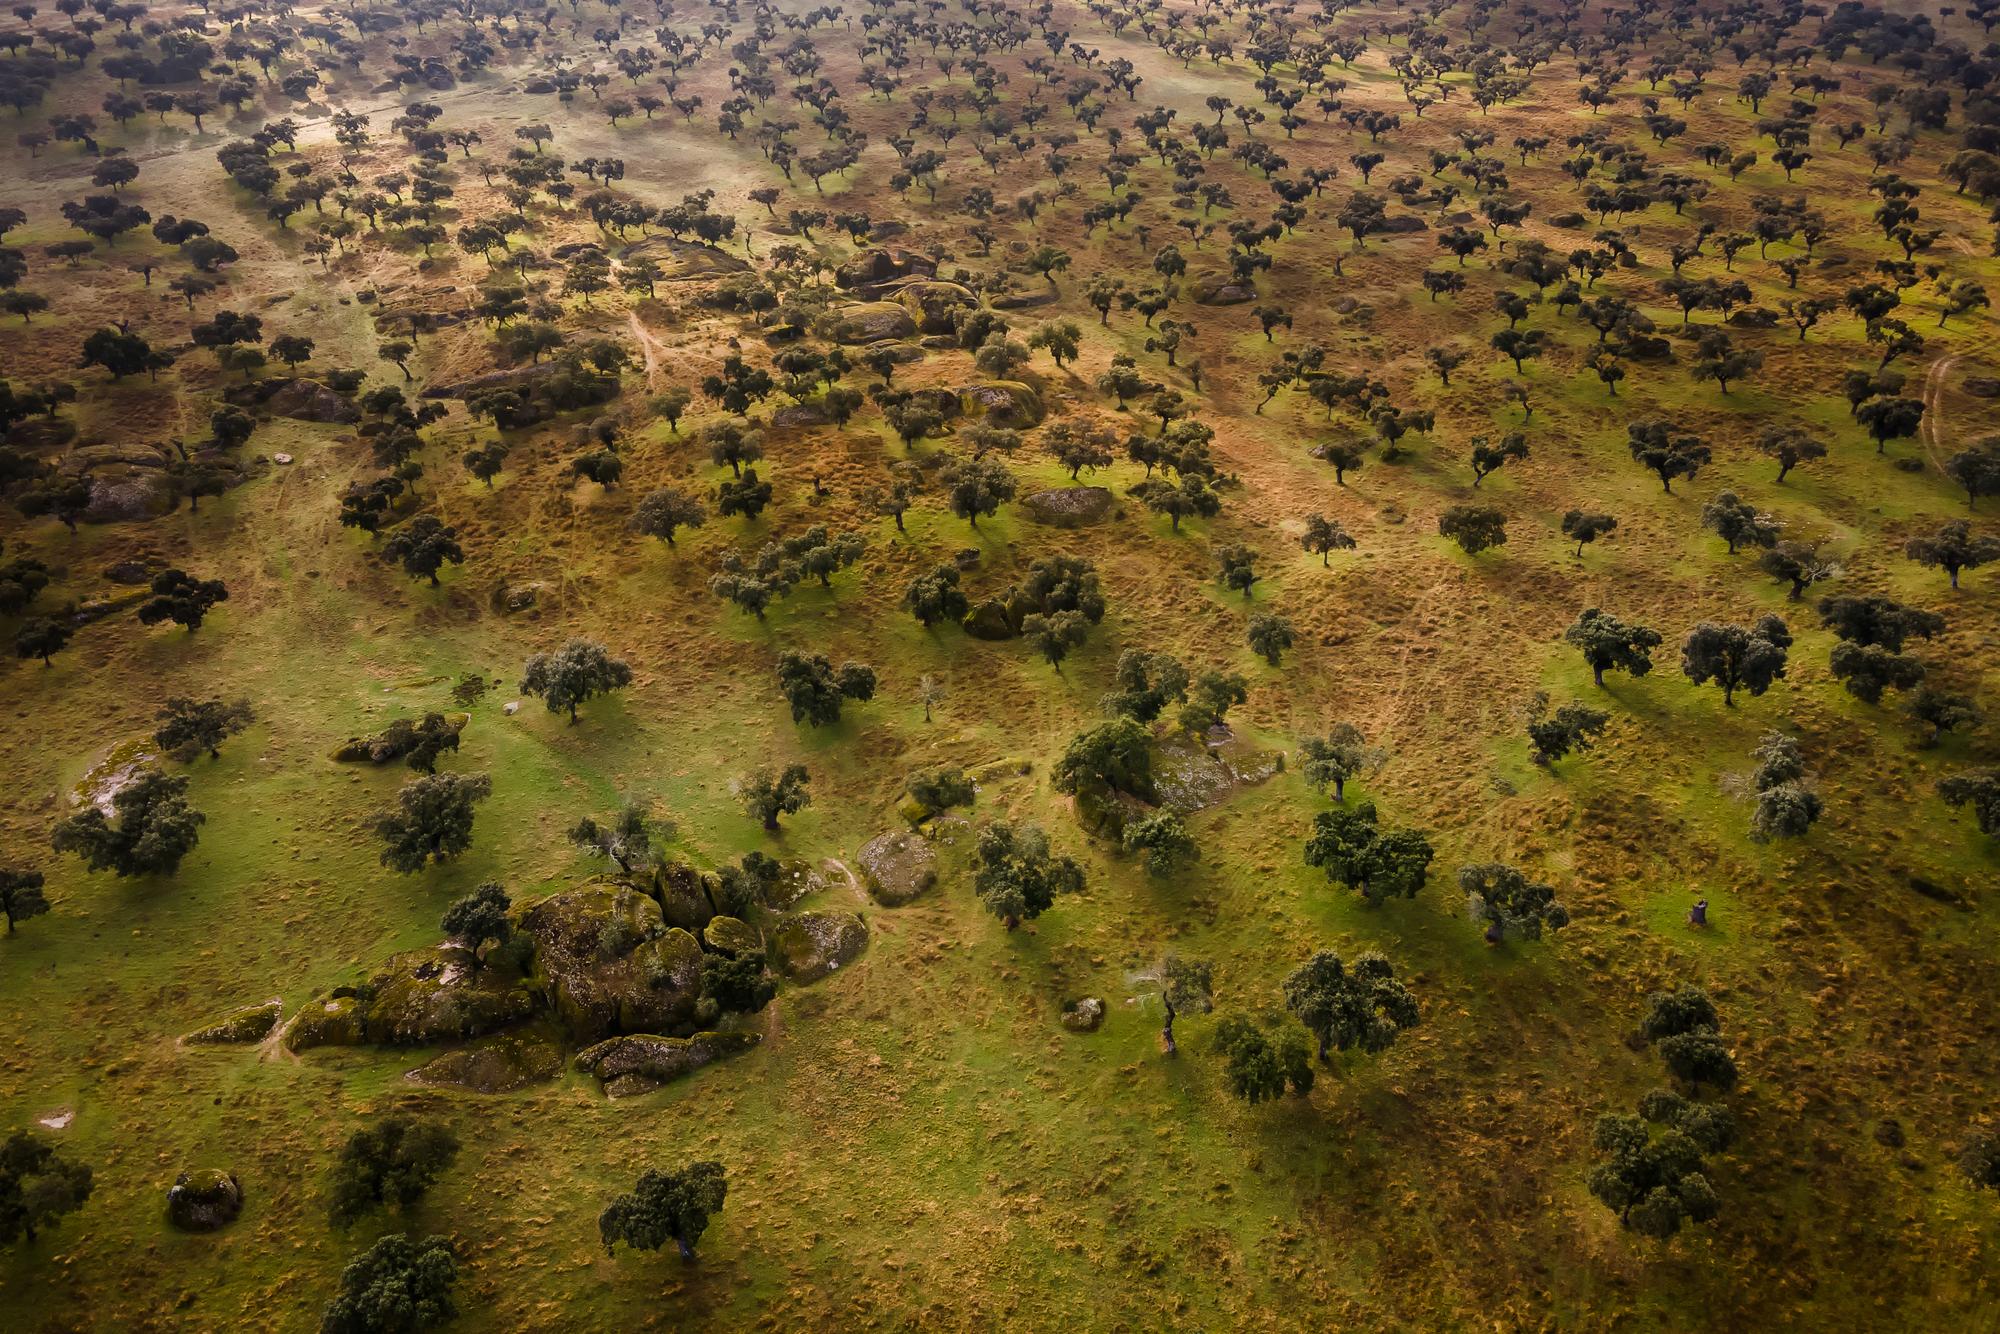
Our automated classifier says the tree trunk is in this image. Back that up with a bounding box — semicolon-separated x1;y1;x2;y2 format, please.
1162;1000;1178;1056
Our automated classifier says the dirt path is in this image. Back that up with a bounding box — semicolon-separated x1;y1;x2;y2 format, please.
821;856;867;906
1920;354;1958;472
627;310;668;391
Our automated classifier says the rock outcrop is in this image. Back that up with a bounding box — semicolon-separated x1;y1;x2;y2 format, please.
182;999;282;1045
404;1029;566;1093
857;830;937;906
282;944;539;1052
166;1170;243;1232
573;1030;761;1098
1020;487;1113;528
770;910;868;982
959;380;1044;428
519;884;705;1043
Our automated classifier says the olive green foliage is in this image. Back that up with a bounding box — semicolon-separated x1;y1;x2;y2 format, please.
1212;1014;1317;1103
973;820;1084;928
319;1233;458;1334
50;769;203;878
1281;950;1421;1062
328;1118;461;1228
599;1161;727;1262
1302;803;1434;905
373;772;492;873
0;1131;92;1245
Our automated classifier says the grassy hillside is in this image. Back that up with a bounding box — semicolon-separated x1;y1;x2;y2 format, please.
1;0;1998;1329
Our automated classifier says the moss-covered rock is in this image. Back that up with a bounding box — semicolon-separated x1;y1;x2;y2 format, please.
702;916;761;956
1152;729;1284;813
1020;486;1114;528
654;862;715;933
328;713;469;764
281;946;538;1052
520;884;705;1043
573;1030;761;1097
360;944;541;1045
182;998;282;1045
959;380;1044;428
894;279;979;333
857;830;937;906
771;910;868;983
166;1169;243;1232
281;994;367;1052
1061;997;1106;1032
404;1028;566;1093
961;597;1017;640
829;301;918;343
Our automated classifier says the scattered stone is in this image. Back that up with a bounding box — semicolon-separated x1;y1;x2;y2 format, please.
771;910;868;982
166;1170;243;1232
857;830;937;906
1061;998;1105;1032
489;580;551;615
574;1030;762;1097
182;999;282;1045
503;700;521;715
1020;486;1113;528
273;452;293;465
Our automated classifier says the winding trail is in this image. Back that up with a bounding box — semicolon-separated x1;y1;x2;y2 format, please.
626;310;669;391
1920;354;1958;473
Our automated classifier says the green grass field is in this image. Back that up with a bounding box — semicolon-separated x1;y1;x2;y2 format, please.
2;0;1999;1329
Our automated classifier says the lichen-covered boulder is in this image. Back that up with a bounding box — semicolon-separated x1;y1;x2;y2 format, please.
857;830;937;906
182;999;282;1045
959;380;1044;428
830;301;918;343
404;1029;565;1093
961;598;1017;640
1062;998;1105;1032
166;1170;243;1232
520;884;705;1043
1189;274;1257;305
771;910;868;983
281;994;367;1052
573;1030;761;1097
895;279;979;333
835;247;936;293
654;862;716;933
1020;487;1113;529
359;945;541;1046
703;916;761;956
328;713;469;764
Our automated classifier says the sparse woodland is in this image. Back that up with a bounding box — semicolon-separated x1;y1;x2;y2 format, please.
1;0;1999;1326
